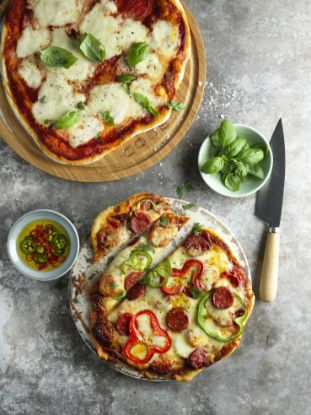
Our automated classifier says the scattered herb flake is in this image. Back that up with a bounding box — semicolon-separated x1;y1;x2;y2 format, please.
160;216;169;226
182;203;196;210
110;281;119;289
176;186;183;198
76;101;85;110
193;223;204;235
185;181;193;191
40;95;48;104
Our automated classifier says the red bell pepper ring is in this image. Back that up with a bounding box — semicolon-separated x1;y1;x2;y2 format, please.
123;310;172;365
162;259;204;295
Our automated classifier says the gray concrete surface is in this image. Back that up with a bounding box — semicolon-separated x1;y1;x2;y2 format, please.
0;1;310;414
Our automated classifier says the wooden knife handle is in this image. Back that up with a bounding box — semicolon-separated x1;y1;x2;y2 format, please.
259;228;279;302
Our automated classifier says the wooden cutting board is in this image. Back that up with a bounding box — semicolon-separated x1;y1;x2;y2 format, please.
0;1;206;182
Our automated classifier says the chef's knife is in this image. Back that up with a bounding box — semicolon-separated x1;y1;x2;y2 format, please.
255;119;285;302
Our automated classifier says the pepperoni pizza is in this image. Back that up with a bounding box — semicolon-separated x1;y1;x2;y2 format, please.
89;195;255;381
1;0;191;165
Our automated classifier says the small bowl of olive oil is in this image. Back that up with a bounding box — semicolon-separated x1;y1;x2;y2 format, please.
7;209;80;281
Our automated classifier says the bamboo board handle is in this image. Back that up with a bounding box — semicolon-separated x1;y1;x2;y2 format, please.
259;229;279;302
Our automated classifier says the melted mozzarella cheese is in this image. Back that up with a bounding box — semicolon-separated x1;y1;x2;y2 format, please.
16;26;50;58
100;0;118;13
173;333;195;358
118;18;150;51
28;0;82;27
50;29;94;81
59;114;104;147
130;78;167;107
88;83;144;124
150;20;181;57
18;59;43;88
80;5;122;58
32;72;85;124
135;53;164;79
205;246;233;274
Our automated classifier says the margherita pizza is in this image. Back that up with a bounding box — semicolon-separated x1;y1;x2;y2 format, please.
88;196;255;381
1;0;190;165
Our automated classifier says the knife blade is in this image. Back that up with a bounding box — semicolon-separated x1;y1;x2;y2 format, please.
256;119;286;302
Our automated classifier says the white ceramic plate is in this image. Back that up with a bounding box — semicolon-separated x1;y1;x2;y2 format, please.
68;198;251;381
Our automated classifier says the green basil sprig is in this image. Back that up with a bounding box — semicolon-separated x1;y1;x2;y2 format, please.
201;119;268;192
53;111;81;129
40;47;77;68
80;33;106;62
127;42;148;67
133;92;159;116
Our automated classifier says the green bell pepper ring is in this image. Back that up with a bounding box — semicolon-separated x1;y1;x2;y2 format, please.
20;237;37;254
197;290;248;343
143;259;171;288
121;249;153;273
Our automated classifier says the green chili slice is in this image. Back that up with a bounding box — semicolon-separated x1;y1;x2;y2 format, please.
33;253;48;264
52;234;68;250
143;259;171;288
197;290;248;343
20;237;37;254
36;246;45;254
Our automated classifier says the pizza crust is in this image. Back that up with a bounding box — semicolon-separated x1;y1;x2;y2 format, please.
1;0;191;165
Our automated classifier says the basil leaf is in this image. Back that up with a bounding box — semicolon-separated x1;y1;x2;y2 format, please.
182;203;196;210
167;101;186;111
113;290;126;300
201;156;225;174
237;148;265;165
54;111;81;129
117;74;135;94
133;92;159;116
219;119;237;148
40;47;77;69
224;174;241;192
76;101;85;110
221;160;235;176
235;161;249;180
117;74;135;83
225;136;247;157
79;33;105;62
176;186;183;198
210;129;221;147
102;111;114;126
128;42;148;67
110;281;119;289
248;164;265;179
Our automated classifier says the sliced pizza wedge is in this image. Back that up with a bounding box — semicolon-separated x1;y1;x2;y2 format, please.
90;224;254;381
91;192;171;261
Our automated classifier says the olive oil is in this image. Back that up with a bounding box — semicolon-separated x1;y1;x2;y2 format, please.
17;219;70;272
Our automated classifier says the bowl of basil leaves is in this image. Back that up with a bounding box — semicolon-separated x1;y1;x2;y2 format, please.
198;120;273;198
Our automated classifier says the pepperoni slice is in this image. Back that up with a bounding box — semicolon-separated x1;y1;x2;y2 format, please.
184;235;211;256
188;348;210;369
124;272;144;291
115;0;155;21
126;283;145;301
166;308;189;332
212;287;234;310
130;212;150;234
116;313;133;336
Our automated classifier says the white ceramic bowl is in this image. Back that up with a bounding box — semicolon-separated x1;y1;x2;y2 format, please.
7;209;80;281
198;123;273;198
